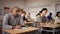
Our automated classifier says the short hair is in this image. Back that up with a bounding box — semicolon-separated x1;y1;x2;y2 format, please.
11;6;20;12
49;13;52;15
56;12;60;17
41;8;47;13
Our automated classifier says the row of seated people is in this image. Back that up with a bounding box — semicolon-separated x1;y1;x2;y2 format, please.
2;6;60;34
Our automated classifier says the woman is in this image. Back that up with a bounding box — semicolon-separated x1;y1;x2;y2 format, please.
25;12;32;22
55;12;60;24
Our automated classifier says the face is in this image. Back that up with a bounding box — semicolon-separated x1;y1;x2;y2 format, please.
42;10;47;16
26;13;30;17
58;13;60;17
21;13;26;17
12;8;19;16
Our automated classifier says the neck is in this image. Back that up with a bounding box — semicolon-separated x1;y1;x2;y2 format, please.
40;14;44;17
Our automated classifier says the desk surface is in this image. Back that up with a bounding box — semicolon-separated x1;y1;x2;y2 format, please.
40;23;60;28
25;22;33;24
3;27;39;34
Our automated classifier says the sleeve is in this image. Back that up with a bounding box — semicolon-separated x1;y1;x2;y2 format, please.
36;16;41;28
36;16;42;23
54;17;59;24
20;16;26;26
2;14;12;29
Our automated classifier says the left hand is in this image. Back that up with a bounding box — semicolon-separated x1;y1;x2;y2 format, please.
13;25;22;29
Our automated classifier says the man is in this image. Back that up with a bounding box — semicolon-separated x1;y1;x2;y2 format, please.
2;6;23;29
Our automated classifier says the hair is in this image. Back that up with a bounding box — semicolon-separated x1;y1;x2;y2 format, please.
21;11;26;14
11;6;20;12
36;13;40;16
56;12;60;17
39;11;42;13
49;13;52;15
41;8;47;13
36;11;42;16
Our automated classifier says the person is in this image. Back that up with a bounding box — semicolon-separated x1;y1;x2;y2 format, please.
36;8;48;23
47;13;53;22
25;12;32;22
55;12;60;24
20;11;27;22
35;8;48;34
2;6;23;29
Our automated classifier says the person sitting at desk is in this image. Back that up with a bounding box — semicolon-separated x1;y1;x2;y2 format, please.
25;12;32;22
2;6;23;29
36;8;48;23
55;12;60;24
47;13;54;22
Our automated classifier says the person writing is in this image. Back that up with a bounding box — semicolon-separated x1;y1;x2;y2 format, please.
2;6;23;29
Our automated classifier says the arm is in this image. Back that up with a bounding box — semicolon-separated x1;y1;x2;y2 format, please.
20;16;26;26
2;14;12;29
36;16;42;23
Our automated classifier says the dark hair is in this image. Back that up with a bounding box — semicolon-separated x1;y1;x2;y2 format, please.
49;13;52;15
56;12;60;17
36;13;40;16
36;11;42;16
41;8;47;13
39;11;42;13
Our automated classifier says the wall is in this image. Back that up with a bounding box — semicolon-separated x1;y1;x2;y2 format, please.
0;0;60;19
0;0;26;20
26;0;60;19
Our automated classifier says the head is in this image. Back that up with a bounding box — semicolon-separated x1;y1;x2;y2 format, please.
49;13;52;16
19;9;23;15
26;12;30;17
21;11;26;17
56;12;60;17
11;6;20;16
41;8;47;16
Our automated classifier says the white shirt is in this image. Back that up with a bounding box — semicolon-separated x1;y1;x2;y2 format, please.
55;16;60;23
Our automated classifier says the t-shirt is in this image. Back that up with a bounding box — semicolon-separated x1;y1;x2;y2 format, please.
36;15;47;23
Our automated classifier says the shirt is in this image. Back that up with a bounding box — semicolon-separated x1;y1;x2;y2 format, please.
55;16;60;23
36;15;47;23
2;13;24;29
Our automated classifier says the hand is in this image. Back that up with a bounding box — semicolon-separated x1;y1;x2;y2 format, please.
13;25;22;29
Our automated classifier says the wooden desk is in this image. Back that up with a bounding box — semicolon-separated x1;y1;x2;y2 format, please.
25;22;33;27
3;27;39;34
40;23;60;28
25;22;33;24
40;23;60;34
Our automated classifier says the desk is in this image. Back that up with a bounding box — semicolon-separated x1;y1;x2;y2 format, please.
3;27;39;34
40;23;60;28
25;22;33;24
40;23;60;34
25;22;33;27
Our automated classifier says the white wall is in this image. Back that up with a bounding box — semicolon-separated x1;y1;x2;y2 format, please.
0;0;26;10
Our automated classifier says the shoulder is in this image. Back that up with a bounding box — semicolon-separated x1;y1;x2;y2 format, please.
4;13;10;18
